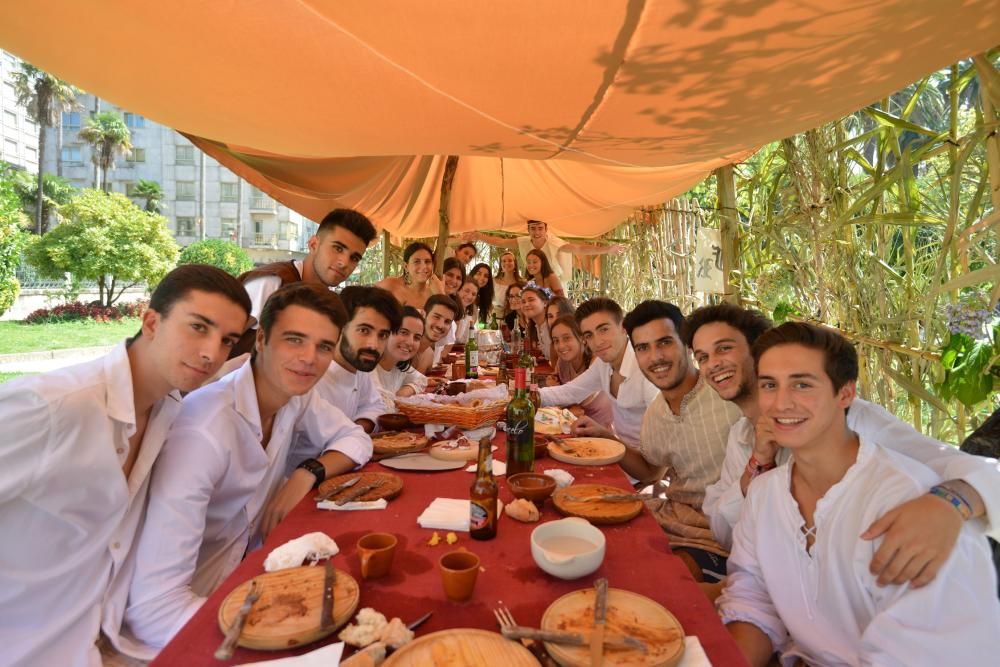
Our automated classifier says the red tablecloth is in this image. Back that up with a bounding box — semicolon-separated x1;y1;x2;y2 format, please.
151;437;747;666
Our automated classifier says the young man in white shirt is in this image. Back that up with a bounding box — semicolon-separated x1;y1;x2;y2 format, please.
232;208;376;356
412;294;461;373
124;283;371;656
309;285;402;433
719;322;1000;666
686;304;1000;588
0;264;252;667
539;297;660;447
617;300;742;582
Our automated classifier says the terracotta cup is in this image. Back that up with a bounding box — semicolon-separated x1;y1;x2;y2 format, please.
438;549;480;602
357;532;397;580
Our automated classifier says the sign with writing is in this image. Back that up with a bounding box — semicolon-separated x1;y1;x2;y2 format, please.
694;227;724;293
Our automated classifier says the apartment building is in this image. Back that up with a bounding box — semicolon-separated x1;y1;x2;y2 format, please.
0;50;41;174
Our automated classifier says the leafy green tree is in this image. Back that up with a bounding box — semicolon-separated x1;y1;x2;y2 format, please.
0;169;28;316
7;167;77;234
78;111;132;192
9;62;79;234
178;238;253;276
26;189;178;306
131;178;165;213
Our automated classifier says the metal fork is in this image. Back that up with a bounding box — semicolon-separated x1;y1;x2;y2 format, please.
494;602;557;666
214;579;263;660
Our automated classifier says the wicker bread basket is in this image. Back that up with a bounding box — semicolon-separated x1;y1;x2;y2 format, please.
395;398;507;430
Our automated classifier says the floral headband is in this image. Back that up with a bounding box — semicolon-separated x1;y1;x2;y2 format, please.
523;281;553;300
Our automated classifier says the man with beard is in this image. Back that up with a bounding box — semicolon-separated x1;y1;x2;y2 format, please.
412;294;461;374
687;304;1000;589
231;208;377;357
123;284;371;656
310;285;403;433
620;300;742;583
538;297;659;447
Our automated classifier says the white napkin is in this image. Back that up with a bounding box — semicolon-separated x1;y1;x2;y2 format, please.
465;460;506;476
234;641;344;666
544;469;575;488
317;499;388;511
416;497;504;531
679;636;712;666
263;532;339;572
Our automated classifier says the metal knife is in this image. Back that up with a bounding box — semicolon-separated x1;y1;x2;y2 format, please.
407;611;433;630
500;626;646;652
315;475;360;502
214;579;263;660
319;559;335;631
562;492;653;503
591;578;608;667
335;478;384;506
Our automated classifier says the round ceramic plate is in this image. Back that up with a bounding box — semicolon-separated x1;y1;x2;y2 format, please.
547;437;626;466
383;628;539;666
378;453;467;472
371;431;429;456
541;588;685;666
217;565;360;651
428;437;479;461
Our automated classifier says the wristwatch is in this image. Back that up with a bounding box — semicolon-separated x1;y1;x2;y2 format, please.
296;458;326;488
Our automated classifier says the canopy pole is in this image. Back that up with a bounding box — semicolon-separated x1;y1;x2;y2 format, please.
435;155;460;274
714;164;740;304
381;229;391;280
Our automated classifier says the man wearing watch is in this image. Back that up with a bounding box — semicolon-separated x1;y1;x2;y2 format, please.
123;283;371;657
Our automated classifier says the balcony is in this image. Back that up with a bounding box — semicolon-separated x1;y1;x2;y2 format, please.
248;233;300;252
250;196;276;211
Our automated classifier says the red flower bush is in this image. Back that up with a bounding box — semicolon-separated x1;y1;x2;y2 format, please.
25;300;148;324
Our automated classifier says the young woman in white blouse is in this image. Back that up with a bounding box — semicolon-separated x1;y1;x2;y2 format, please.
492;250;522;313
376;306;429;397
454;279;480;343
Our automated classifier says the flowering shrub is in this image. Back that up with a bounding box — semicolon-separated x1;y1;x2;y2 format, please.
25;299;148;324
937;294;999;408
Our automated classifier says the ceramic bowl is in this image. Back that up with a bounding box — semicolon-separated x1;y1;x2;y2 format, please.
530;517;606;580
377;413;410;431
508;472;556;503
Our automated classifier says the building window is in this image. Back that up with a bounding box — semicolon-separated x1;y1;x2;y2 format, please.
3;110;16;129
176;181;195;201
126;147;146;163
124;112;145;129
220;182;238;202
281;222;298;241
25;146;37;162
124;182;137;196
175;145;194;165
62;111;81;130
3;139;17;161
221;218;237;241
61;146;82;163
176;217;196;236
253;218;264;235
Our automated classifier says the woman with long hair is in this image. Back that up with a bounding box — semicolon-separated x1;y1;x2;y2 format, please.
493;251;522;313
468;262;495;325
548;314;613;423
524;249;565;299
376;306;429;398
502;282;527;335
376;242;442;309
521;284;552;362
440;257;466;300
453;279;480;343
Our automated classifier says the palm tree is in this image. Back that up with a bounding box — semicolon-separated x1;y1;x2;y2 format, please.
131;178;164;213
10;170;76;233
9;63;79;234
78;111;132;192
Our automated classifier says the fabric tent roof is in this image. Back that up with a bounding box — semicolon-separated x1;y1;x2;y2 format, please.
3;1;999;238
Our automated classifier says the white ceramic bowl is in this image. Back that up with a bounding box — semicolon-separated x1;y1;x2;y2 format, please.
530;517;606;580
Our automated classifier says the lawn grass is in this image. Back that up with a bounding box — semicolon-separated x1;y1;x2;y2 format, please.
0;372;30;384
0;318;141;355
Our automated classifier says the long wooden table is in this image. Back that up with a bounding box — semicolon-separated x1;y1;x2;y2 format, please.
151;435;747;666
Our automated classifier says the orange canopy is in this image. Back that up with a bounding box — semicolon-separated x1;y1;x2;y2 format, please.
3;1;999;237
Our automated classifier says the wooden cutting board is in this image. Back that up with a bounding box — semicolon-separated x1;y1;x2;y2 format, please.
217;565;360;650
383;629;539;666
428;437;479;461
552;484;643;525
541;588;685;667
317;472;403;502
372;431;428;457
547;437;626;466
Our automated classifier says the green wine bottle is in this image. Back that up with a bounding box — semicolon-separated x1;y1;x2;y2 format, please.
505;367;536;476
464;327;479;379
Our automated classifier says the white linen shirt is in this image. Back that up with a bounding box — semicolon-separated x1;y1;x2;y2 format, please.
310;360;388;428
123;361;370;654
0;342;182;667
703;398;1000;551
242;259;303;323
375;364;428;396
539;340;658;446
718;438;1000;666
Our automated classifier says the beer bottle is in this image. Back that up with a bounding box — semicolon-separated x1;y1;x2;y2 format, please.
528;383;542;411
488;310;499;330
464;327;479;379
518;328;534;386
470;436;498;540
497;354;511;391
511;324;523;356
506;368;536;477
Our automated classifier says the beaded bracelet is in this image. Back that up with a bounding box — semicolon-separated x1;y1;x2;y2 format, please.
746;454;777;479
929;485;973;521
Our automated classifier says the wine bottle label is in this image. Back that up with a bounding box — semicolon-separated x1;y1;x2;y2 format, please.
470;500;490;529
507;420;531;440
469;351;479;367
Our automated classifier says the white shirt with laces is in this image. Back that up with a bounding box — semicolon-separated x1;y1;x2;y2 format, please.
538;340;658;446
123;361;371;655
718;438;1000;666
0;342;182;667
703;398;1000;551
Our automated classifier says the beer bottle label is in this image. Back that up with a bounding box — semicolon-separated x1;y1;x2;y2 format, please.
470;500;490;529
